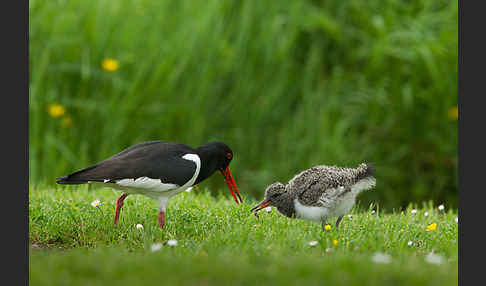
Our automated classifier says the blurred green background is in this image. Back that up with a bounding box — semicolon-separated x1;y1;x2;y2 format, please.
29;0;458;210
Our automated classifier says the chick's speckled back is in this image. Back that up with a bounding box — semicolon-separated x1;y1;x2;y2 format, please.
287;163;374;207
288;164;368;190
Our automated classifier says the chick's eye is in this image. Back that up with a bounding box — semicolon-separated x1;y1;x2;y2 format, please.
226;153;233;159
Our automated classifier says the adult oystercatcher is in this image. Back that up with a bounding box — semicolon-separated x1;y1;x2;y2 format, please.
251;163;375;231
56;141;242;229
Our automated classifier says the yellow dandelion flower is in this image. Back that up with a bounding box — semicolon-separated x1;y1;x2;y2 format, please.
426;223;437;231
102;58;119;72
61;116;72;128
324;224;332;231
333;239;338;246
448;107;458;120
48;104;66;118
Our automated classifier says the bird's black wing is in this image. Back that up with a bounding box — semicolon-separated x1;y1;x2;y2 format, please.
56;141;197;186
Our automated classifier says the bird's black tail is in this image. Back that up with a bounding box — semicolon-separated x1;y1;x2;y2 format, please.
56;165;99;185
56;175;88;185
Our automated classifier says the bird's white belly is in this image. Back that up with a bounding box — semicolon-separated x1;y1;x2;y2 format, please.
294;199;330;222
110;177;183;199
294;192;357;222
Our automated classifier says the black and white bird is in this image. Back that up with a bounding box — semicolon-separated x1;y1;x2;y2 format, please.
251;163;376;231
56;141;242;229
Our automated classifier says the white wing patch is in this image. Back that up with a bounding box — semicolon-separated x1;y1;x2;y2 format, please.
115;177;179;192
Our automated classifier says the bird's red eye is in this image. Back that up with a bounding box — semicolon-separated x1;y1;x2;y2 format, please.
226;153;233;159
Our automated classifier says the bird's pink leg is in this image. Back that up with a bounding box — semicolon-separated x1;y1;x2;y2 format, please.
113;193;128;226
158;210;165;229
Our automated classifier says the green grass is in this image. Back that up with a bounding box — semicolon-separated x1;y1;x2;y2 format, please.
29;0;458;209
30;185;458;285
29;0;459;283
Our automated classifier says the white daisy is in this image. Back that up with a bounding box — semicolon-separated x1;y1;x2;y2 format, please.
425;252;445;265
136;224;144;230
151;243;162;252
438;205;445;211
411;209;417;214
308;241;318;247
407;241;414;246
424;212;429;217
90;199;101;208
264;206;272;213
371;210;376;214
371;252;392;264
167;239;178;247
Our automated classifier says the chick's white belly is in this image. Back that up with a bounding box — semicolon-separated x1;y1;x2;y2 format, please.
294;199;330;222
294;193;356;222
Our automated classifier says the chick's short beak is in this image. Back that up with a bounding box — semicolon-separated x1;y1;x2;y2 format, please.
251;200;271;216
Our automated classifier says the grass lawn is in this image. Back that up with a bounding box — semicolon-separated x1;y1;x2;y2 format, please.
29;185;458;286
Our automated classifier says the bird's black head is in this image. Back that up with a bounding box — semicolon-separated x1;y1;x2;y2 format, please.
198;141;233;171
196;141;242;204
